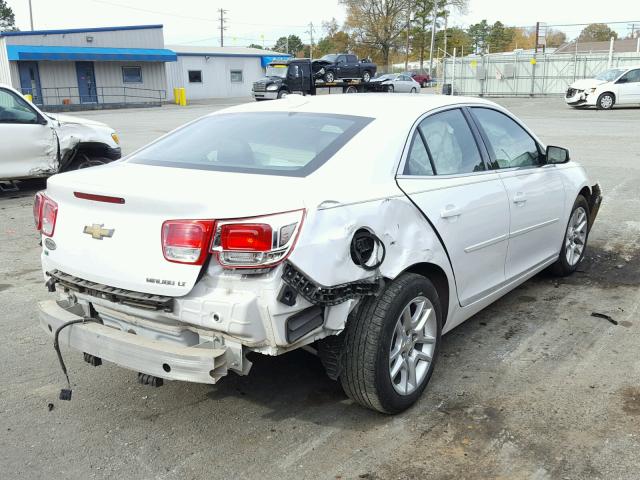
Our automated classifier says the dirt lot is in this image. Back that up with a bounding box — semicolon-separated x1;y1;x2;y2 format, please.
0;96;638;480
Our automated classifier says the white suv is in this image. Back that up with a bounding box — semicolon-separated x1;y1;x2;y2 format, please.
36;94;601;413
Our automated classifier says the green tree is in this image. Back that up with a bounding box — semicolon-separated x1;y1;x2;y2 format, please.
578;23;618;42
486;21;514;53
247;43;263;50
273;35;305;55
1;0;18;31
467;19;490;54
435;26;472;56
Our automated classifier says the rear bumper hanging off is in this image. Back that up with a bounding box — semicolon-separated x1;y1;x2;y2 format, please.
38;299;229;384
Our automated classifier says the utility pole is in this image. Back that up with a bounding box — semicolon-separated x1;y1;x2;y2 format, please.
443;10;448;57
286;35;289;55
218;9;227;47
28;0;34;30
428;0;439;76
404;6;412;71
307;22;315;59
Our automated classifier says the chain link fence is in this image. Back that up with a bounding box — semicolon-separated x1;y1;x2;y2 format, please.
442;52;640;96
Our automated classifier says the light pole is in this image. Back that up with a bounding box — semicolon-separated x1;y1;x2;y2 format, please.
428;0;440;76
28;0;34;30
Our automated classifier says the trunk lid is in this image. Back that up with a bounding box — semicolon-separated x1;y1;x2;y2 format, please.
44;162;306;297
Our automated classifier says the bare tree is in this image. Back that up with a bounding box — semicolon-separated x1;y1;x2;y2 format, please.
341;0;410;70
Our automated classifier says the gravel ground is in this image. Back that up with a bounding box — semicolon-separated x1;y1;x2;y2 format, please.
0;95;638;480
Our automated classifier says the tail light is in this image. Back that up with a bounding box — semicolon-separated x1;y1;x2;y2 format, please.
162;220;214;265
33;191;44;230
211;209;305;268
34;192;58;237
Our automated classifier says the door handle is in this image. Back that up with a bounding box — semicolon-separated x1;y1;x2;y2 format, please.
441;205;462;219
513;192;527;204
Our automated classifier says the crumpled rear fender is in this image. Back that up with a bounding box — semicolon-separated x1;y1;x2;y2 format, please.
287;196;456;316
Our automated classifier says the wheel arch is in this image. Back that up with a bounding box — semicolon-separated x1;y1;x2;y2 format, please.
402;262;450;326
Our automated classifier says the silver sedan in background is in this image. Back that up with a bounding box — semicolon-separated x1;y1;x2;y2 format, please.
370;73;421;93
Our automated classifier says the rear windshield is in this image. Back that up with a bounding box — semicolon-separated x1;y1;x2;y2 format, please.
129;112;373;177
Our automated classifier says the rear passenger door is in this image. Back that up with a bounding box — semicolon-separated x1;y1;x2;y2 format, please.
469;107;565;280
396;108;511;307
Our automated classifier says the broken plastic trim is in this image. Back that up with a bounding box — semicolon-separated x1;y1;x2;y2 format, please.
281;261;383;307
47;270;174;312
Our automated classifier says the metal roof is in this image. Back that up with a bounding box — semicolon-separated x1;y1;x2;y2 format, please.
167;45;289;57
555;38;640;54
0;24;163;38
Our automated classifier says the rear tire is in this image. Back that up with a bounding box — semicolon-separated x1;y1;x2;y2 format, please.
551;195;590;276
597;92;615;110
340;273;442;414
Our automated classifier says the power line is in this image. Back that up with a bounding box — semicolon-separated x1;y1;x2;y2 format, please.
89;0;308;28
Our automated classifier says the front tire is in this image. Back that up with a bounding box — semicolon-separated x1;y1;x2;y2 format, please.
68;154;109;170
340;273;442;414
387;85;394;93
277;89;289;99
324;71;335;83
362;70;372;82
551;195;590;276
597;92;615;110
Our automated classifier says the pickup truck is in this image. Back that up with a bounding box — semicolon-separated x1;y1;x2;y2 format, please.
313;54;377;83
253;59;377;100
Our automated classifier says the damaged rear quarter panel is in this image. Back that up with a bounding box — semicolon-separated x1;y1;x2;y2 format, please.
286;196;456;329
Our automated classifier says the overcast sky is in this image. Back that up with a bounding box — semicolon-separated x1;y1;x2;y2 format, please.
5;0;640;46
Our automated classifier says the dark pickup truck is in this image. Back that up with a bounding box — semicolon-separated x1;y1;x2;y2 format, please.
313;54;377;83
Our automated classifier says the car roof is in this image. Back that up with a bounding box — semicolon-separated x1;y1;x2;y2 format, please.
213;93;498;120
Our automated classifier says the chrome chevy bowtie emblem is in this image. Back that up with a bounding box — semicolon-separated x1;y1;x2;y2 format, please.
83;224;114;240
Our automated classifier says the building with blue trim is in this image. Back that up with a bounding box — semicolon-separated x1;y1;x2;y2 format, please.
166;45;289;99
0;24;176;109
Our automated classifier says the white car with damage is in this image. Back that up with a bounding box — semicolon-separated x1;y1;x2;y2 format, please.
564;65;640;109
0;84;121;181
36;94;601;413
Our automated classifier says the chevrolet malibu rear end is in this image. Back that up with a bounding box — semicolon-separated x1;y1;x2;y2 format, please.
36;94;599;413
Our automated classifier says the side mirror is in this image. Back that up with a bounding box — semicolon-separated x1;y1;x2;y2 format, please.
546;145;570;164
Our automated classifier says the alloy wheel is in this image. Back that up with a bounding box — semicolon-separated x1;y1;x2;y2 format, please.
389;296;438;396
565;206;588;266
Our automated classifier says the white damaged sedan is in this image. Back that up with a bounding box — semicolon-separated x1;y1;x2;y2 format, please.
36;94;601;413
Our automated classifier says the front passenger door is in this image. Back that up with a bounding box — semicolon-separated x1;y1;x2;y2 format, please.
396;108;511;307
469;107;565;280
615;69;640;104
0;88;57;180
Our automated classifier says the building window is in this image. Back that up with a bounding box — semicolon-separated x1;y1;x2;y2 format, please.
122;66;143;83
188;70;203;83
230;70;243;83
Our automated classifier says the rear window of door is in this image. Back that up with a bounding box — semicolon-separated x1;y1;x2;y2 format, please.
470;107;541;169
404;108;484;175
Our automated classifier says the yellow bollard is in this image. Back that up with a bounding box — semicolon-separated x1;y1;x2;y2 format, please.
173;87;180;105
179;87;187;106
24;93;33;103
